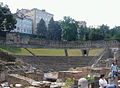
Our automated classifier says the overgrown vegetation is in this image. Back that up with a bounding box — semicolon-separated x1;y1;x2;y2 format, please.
65;78;75;87
84;75;94;82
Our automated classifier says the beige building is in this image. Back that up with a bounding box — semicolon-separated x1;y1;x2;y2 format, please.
18;8;53;34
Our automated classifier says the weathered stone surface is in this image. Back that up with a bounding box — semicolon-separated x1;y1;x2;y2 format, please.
39;82;51;88
4;32;120;49
6;75;30;86
58;71;88;81
20;72;43;81
73;67;111;75
16;56;93;72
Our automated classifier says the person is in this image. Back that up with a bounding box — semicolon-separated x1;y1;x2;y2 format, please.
111;61;118;77
111;61;118;85
99;74;116;88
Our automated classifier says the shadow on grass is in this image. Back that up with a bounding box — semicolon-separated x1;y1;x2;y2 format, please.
0;46;21;53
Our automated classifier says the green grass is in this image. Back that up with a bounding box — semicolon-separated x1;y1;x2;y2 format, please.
67;49;82;56
0;46;32;56
28;48;65;56
89;49;104;56
0;46;104;56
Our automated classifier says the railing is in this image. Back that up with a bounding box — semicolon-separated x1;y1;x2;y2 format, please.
91;49;107;67
87;49;106;67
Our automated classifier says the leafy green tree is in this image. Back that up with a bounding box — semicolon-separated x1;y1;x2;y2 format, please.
47;18;54;40
110;26;120;40
36;19;47;38
88;28;104;40
78;25;87;40
60;16;78;41
54;21;62;40
47;18;62;40
99;24;110;39
0;3;16;32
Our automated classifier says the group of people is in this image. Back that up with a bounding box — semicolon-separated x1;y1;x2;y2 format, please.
99;60;119;88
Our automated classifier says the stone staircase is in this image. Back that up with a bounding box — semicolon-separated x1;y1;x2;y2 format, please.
1;59;36;74
15;56;94;72
5;65;27;73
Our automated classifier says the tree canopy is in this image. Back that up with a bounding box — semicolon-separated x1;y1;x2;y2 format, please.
36;16;120;41
47;18;62;40
37;18;47;38
60;16;78;41
0;3;16;32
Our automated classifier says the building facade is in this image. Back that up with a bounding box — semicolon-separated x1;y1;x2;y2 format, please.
12;12;32;34
18;8;54;34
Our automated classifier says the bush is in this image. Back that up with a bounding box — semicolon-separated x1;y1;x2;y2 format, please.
85;75;94;82
65;78;75;87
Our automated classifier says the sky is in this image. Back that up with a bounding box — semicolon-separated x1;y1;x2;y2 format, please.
1;0;120;28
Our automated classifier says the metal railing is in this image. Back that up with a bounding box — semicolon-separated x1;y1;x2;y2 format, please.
87;49;106;67
91;49;107;68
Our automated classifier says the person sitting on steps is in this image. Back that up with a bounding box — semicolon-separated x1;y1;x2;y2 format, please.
99;74;117;88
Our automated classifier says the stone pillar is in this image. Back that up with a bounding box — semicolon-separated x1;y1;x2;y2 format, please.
64;49;68;56
81;49;89;56
78;78;88;88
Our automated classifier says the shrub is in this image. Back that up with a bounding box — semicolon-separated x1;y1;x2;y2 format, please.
85;75;94;82
65;78;75;87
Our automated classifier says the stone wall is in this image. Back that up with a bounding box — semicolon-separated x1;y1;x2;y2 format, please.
15;56;93;72
4;32;120;49
6;32;30;44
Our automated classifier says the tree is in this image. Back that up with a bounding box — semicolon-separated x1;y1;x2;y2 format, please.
47;18;62;40
99;24;110;39
54;21;62;40
47;18;54;40
0;3;16;32
60;16;78;41
78;25;87;40
110;26;120;40
88;28;104;40
36;19;47;38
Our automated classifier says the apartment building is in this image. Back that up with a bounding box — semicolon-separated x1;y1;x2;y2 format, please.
18;8;54;34
12;12;32;34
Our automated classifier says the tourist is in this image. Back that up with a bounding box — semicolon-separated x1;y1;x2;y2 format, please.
111;60;118;85
99;74;116;88
111;61;118;77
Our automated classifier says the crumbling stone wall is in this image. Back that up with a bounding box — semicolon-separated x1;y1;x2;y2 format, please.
6;32;30;44
6;75;30;86
20;72;43;81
